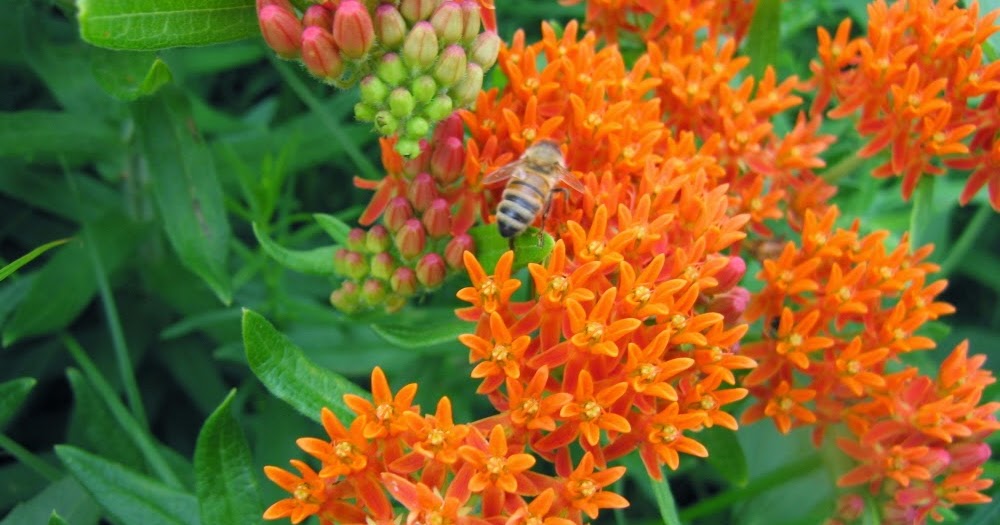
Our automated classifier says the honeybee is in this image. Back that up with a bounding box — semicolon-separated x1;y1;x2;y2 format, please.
482;140;585;245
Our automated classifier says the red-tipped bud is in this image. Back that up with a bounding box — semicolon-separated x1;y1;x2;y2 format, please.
949;442;991;471
450;63;483;107
469;31;501;69
301;27;344;81
708;286;750;326
377;53;407;86
402;22;439;69
834;494;865;521
400;0;436;23
433;45;467;87
388;88;417;118
375;4;408;49
430;1;463;44
360;278;388;306
444;234;474;270
923;449;951;477
708;256;746;293
341;250;369;280
431;136;465;184
302;4;333;29
416;253;447;288
330;281;360;313
407;172;439;212
432;113;464;142
424;95;454;121
394;219;427;259
459;1;481;42
333;247;351;275
258;4;303;59
332;0;375;59
421;198;452;237
346;227;367;251
384;197;414;232
390;267;419;295
370;252;396;280
402;147;430;177
365;224;391;253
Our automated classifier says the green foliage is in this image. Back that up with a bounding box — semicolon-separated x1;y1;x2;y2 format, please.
78;0;259;50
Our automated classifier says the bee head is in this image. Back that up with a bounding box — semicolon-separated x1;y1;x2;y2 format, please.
529;139;565;166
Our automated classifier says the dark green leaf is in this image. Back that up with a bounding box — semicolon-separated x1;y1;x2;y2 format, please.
47;512;69;525
0;378;36;430
242;309;366;423
0;112;117;164
0;238;71;283
650;474;683;525
0;164;121;222
0;476;101;525
252;223;337;275
56;446;201;525
468;224;554;274
91;50;173;101
65;369;145;471
967;498;1000;525
700;426;749;486
195;391;262;525
746;0;780;81
77;0;259;50
138;90;233;304
371;317;470;349
313;213;353;245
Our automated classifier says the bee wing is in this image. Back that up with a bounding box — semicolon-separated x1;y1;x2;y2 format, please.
481;161;523;186
556;166;586;193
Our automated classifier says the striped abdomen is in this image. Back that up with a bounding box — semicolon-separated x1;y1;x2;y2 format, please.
496;171;553;238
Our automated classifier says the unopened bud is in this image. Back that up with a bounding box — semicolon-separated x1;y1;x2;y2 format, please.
330;281;360;313
708;286;750;326
416;253;447;288
469;31;501;69
355;102;377;121
450;63;483;107
708;256;746;294
360;75;389;104
258;5;303;59
346;228;367;251
390;267;418;295
384;197;414;232
407;172;438;212
433;45;467;87
834;494;865;521
394;219;427;259
432;113;464;142
431;136;464;184
301;27;344;81
459;1;481;42
365;224;391;253
430;1;463;44
384;294;407;312
375;4;408;49
377;53;407;86
411;75;438;103
395;138;422;159
360;278;388;306
302;4;333;29
405;117;431;139
333;247;351;275
332;0;375;59
402;148;430;177
341;250;369;280
402;22;439;70
374;111;399;135
422;198;451;237
444;234;474;269
370;252;396;280
389;88;417;118
949;442;991;471
923;449;951;477
400;0;436;23
424;95;454;121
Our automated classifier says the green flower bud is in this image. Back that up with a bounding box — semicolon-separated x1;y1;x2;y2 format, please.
395;138;422;158
388;88;417;118
360;278;388;306
450;63;483;108
374;111;399;135
411;75;438;103
433;44;467;87
402;21;439;70
330;281;360;313
355;102;377;122
405;117;431;139
430;1;463;45
376;53;408;86
375;4;408;49
360;75;389;104
424;95;454;121
400;0;436;24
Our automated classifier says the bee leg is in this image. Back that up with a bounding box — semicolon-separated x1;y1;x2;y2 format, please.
508;237;516;251
539;187;572;246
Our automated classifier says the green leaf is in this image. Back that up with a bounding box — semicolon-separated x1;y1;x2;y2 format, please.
468;224;554;274
746;0;780;81
650;474;683;525
967;498;1000;525
56;445;201;525
252;223;337;275
0;239;71;284
91;50;173;101
700;426;749;486
242;309;367;423
195;391;263;525
0;112;117;164
65;369;145;471
0;378;36;430
313;213;353;245
0;476;101;525
138;90;233;304
371;317;470;349
77;0;259;51
47;511;69;525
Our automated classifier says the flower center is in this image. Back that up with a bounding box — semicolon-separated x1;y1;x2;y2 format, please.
584;321;605;342
486;456;506;475
787;333;803;347
335;441;353;459
376;402;394;422
578;479;598;498
428;428;446;446
492;343;510;362
586;240;605;257
582;400;602;420
294;483;311;501
639;363;658;382
520;398;540;416
846;360;861;375
658;424;678;442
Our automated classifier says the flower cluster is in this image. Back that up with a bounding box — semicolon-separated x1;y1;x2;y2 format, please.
811;0;1000;209
741;205;998;523
256;0;501;157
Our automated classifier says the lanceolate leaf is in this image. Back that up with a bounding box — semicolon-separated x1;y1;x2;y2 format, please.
194;391;262;525
371;317;470;349
0;378;36;430
0;239;71;284
0;476;101;525
0;111;117;165
313;213;353;245
650;474;683;525
55;445;201;525
91;50;173;101
138;89;233;304
700;426;749;486
252;223;337;275
77;0;259;51
242;309;366;423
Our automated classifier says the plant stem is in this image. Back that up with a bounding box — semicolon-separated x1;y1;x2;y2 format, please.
0;433;62;481
940;204;993;277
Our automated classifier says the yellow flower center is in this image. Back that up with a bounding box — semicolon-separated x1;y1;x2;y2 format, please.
582;400;602;420
750;197;763;211
522;128;537;141
932;131;945;144
709;346;723;362
632;285;652;303
879;267;893;280
525;77;539;90
578;479;598;498
587;112;602;128
586;240;605;257
659;424;678;442
520;398;539;416
812;233;827;245
548;275;568;295
427;428;446;446
479;278;498;297
623;145;637;159
837;287;851;301
671;315;687;331
730;101;745;114
846;360;861;375
788;333;803;347
482;118;495;130
778;396;794;411
578;73;592;84
700;396;716;410
486;456;506;475
335;441;354;459
893;328;906;341
780;269;794;283
584;321;605;342
683;266;699;281
294;483;311;501
639;363;658;383
526;517;543;525
492;343;510;362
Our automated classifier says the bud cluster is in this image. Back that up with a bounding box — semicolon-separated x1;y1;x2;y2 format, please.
256;0;501;157
330;116;480;314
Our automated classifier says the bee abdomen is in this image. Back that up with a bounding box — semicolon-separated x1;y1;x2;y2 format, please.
497;193;541;238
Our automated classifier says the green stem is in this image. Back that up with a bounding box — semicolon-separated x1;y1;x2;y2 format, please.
678;453;824;522
821;154;867;185
939;204;993;277
0;433;62;481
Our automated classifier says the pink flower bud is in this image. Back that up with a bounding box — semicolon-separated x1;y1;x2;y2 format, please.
360;278;388;306
430;136;465;184
330;281;360;313
459;1;481;42
301;27;344;81
923;449;951;477
370;252;396;280
416;253;447;288
450;62;483;107
390;267;419;295
375;4;408;49
833;494;865;521
258;4;303;59
402;22;439;69
332;0;375;59
432;113;464;142
433;44;468;87
346;227;367;251
400;0;436;23
407;172;439;212
341;250;369;280
421;198;452;237
302;4;332;29
394;219;427;259
402;147;430;177
469;31;501;69
365;224;391;253
708;256;746;293
444;234;475;270
949;442;991;471
430;1;463;44
384;197;414;232
708;286;750;326
333;247;351;275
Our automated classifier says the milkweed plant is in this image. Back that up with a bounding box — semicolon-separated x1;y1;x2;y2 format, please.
0;1;998;525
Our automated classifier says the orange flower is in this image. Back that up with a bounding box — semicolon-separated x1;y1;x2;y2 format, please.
343;366;419;440
773;308;834;370
557;370;631;447
456;250;521;321
505;488;576;525
638;402;708;474
561;452;628;520
458;425;537;494
743;380;817;434
507;366;573;432
262;460;326;524
459;311;531;393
